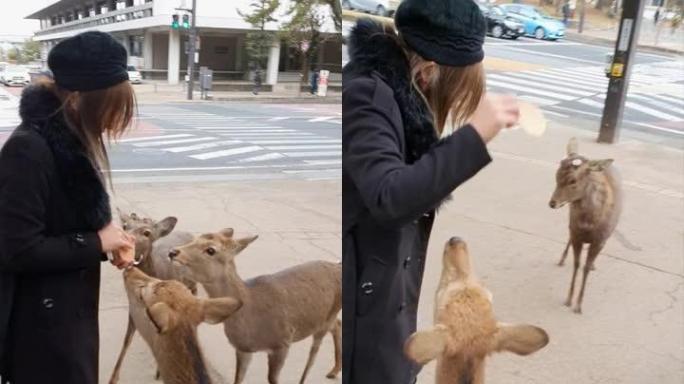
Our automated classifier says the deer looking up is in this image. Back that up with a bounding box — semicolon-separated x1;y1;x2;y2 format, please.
549;138;622;314
122;266;242;384
168;228;342;384
404;237;549;384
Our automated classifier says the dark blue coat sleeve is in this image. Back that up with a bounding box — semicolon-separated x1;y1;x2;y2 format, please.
0;133;103;273
343;76;492;227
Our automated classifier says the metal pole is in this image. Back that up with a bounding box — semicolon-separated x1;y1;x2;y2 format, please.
186;0;197;100
598;0;645;143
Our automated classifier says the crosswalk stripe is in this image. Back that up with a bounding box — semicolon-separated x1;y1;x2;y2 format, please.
487;74;593;96
163;140;242;153
192;126;284;129
649;93;684;106
513;71;605;91
238;153;286;162
487;79;575;100
577;98;606;109
545;68;611;82
219;133;315;137
264;145;340;150
134;137;214;147
539;69;609;86
624;101;682;121
308;117;335;122
119;134;194;143
518;95;558;106
268;117;290;121
283;151;340;158
628;94;684;114
190;146;263;160
247;139;341;144
305;159;342;165
633;122;684;135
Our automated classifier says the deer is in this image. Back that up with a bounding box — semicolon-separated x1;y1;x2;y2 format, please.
404;237;549;384
109;212;197;384
168;228;342;384
122;266;242;384
549;138;622;314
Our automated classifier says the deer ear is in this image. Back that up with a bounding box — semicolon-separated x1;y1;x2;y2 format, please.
237;234;258;248
587;159;613;171
147;302;177;334
492;323;549;355
155;217;178;238
202;297;243;324
566;137;578;156
219;228;234;238
404;325;448;365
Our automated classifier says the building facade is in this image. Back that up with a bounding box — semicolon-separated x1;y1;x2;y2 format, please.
26;0;341;85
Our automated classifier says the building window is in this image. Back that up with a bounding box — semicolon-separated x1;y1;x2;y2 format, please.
129;36;143;57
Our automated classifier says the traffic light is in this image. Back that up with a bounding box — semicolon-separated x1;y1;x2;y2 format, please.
182;14;190;29
171;14;179;29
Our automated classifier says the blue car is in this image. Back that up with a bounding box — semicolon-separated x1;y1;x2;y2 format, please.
498;3;565;40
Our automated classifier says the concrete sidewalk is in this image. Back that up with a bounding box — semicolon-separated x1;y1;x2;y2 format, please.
132;81;341;104
417;122;683;383
100;180;341;384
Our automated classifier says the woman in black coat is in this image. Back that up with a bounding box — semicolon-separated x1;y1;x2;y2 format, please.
0;32;137;384
342;1;521;383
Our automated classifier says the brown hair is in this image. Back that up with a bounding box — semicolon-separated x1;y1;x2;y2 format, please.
381;23;485;136
38;77;136;186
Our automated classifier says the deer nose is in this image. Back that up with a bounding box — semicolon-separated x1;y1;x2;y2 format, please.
168;249;180;259
448;236;463;246
549;200;557;209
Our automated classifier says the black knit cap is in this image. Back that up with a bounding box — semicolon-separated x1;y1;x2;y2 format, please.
395;0;486;67
48;31;129;92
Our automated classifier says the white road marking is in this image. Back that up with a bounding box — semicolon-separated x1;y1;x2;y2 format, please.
577;98;606;108
283;151;340;158
163;140;242;153
119;134;194;143
487;79;576;100
305;159;342;165
133;137;214;147
247;139;341;144
514;71;606;90
268;117;291;121
238;153;286;162
632;122;684;135
518;95;559;106
488;74;593;96
624;101;683;121
190;146;263;160
264;145;340;150
308;116;335;122
498;46;603;64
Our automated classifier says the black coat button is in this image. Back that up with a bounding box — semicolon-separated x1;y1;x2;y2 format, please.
403;257;411;268
42;298;54;309
73;233;86;247
360;281;374;295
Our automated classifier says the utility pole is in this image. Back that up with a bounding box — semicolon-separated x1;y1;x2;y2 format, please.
598;0;646;143
177;0;197;100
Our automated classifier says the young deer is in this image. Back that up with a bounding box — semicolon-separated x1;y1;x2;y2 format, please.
109;212;197;384
122;266;242;384
404;237;549;384
168;228;342;384
549;138;622;314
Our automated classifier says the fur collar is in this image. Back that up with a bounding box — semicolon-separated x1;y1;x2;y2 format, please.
18;84;111;231
345;18;437;164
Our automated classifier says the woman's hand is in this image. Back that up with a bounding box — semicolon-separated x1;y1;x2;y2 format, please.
469;93;520;143
98;222;136;269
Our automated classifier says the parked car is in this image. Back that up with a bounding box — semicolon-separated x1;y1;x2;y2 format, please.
342;0;401;17
1;66;31;87
498;3;565;40
478;3;525;39
127;65;142;84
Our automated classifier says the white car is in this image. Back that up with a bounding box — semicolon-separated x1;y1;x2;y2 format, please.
2;67;30;87
342;0;401;17
127;65;142;84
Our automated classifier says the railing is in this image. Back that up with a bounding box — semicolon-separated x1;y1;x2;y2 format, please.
36;3;153;36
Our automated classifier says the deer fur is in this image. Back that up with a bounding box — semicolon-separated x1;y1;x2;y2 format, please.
404;237;549;384
549;138;622;314
109;212;197;384
122;266;242;384
169;228;342;384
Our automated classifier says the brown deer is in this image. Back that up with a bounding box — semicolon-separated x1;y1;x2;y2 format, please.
122;266;242;384
109;212;197;384
168;228;342;384
549;138;622;314
404;237;549;384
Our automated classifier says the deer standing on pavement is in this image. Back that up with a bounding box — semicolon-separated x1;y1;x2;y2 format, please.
109;212;197;384
549;138;622;314
168;228;342;384
122;266;242;384
404;237;549;384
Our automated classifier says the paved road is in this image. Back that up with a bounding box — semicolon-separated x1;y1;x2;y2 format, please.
343;20;684;143
0;94;342;183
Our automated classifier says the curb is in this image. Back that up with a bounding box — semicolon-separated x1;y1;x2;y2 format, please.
565;32;683;55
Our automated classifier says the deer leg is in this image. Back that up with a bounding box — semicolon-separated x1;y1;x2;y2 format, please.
299;331;327;384
558;239;571;266
233;350;253;384
564;240;583;307
108;315;137;384
574;242;604;314
267;346;290;384
326;318;342;379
